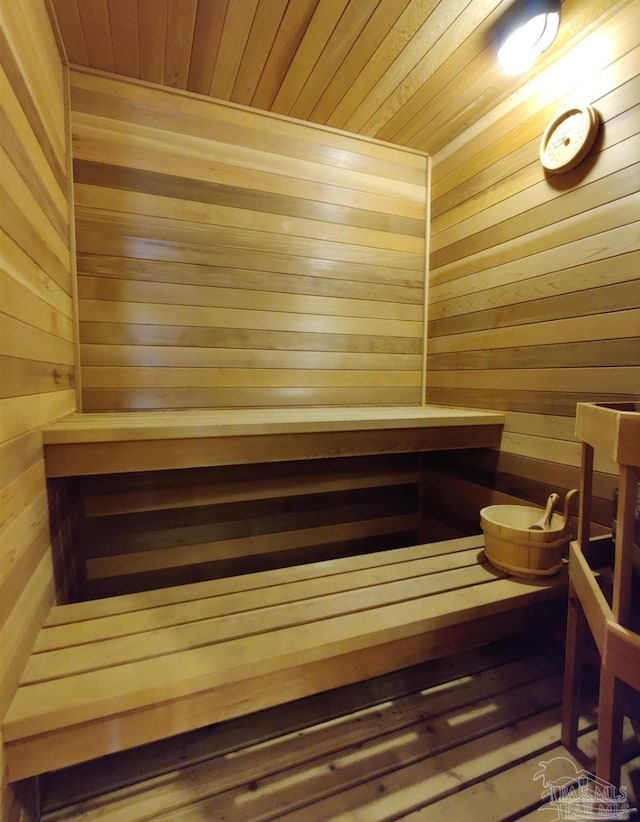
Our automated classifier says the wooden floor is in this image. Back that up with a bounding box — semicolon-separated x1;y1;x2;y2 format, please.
41;637;640;821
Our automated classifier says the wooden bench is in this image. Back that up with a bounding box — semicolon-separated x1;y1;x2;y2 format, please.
8;405;543;786
41;405;507;599
39;405;505;476
3;534;568;783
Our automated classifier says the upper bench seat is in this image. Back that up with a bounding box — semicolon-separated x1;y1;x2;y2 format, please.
41;405;505;476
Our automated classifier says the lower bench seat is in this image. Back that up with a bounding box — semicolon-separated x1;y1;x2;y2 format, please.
3;535;567;783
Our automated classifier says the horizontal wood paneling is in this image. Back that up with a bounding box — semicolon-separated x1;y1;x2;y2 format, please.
424;0;640;535
70;69;429;411
0;0;77;812
0;0;74;672
49;0;628;162
72;455;422;597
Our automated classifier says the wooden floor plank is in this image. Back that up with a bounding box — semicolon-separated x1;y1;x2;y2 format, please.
273;704;597;822
46;658;559;821
41;638;529;812
398;729;640;821
514;753;640;820
41;640;574;821
151;678;576;822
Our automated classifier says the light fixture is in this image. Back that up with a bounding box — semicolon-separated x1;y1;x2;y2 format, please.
497;0;561;75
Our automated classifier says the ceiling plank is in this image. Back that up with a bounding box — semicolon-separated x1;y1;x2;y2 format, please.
432;0;638;170
138;0;167;85
415;0;625;155
77;0;114;72
210;0;260;100
289;0;381;121
309;0;413;125
164;0;197;88
230;0;288;105
250;0;320;111
325;0;437;131
271;0;350;116
49;0;88;65
377;0;503;145
107;0;140;78
344;0;475;137
187;0;228;96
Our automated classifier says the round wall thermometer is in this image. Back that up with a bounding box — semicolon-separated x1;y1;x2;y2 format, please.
539;105;600;174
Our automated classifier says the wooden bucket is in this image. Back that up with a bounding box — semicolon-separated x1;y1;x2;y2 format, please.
480;504;569;578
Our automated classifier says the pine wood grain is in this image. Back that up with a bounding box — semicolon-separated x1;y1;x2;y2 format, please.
42;406;504;442
43;422;503;476
30;550;493;672
210;0;259;100
163;0;196;89
74;252;424;299
0;1;76;773
43;638;609;821
76;275;424;320
2;536;568;782
79;345;423;371
68;69;429;411
424;1;639;535
68;66;428;170
73;184;426;254
138;0;166;84
0;551;55;721
48;0;87;65
34;405;498;599
59;453;422;595
107;0;139;78
309;0;412;124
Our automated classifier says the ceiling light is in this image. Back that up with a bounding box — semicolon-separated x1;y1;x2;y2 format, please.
497;0;560;75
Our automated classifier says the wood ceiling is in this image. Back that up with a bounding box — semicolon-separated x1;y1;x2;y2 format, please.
48;0;583;156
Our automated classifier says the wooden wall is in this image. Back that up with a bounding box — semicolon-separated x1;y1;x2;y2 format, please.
72;454;422;598
423;0;640;536
0;0;75;816
70;68;429;411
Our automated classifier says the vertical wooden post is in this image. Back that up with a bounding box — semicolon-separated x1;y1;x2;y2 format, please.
577;442;594;561
421;156;431;408
561;581;587;749
596;665;624;788
612;465;639;628
2;775;40;822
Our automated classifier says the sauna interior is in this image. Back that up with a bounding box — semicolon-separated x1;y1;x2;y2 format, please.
1;0;639;819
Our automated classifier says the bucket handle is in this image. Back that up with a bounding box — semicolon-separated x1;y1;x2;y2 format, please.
561;489;579;530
